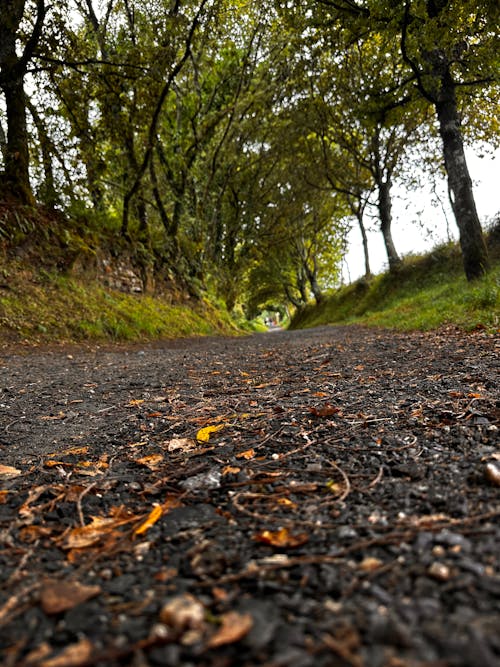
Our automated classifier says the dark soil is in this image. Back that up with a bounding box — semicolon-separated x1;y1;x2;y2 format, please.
0;325;499;667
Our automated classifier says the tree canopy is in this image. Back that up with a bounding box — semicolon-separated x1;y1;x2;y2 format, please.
0;0;498;315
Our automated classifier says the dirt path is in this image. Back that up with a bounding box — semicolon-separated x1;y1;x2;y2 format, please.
0;325;499;666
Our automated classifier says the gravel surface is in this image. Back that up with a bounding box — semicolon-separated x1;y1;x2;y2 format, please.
0;325;499;667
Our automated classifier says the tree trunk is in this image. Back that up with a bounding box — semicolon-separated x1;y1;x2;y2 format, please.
305;257;323;304
378;179;401;271
435;71;489;280
1;75;33;204
0;121;7;165
354;205;372;279
27;100;59;207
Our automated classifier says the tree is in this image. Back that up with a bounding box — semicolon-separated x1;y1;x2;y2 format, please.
399;0;496;279
308;0;498;279
0;0;46;203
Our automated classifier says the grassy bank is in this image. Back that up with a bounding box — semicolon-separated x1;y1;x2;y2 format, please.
290;234;500;332
0;265;237;346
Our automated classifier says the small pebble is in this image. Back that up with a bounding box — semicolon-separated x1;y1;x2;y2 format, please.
428;562;451;581
359;557;384;572
485;462;500;486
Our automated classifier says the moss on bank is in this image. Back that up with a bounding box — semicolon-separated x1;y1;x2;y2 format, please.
0;265;236;345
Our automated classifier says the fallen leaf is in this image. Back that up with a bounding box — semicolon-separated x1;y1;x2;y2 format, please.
41;579;101;614
63;514;134;549
0;464;21;477
135;453;164;470
222;465;241;475
309;404;341;417
277;497;297;509
0;490;8;503
196;424;224;442
236;448;255;460
39;412;66;421
166;437;196;453
207;611;253;648
326;480;345;495
38;638;94;667
359;557;383;572
19;525;54;543
23;642;52;663
135;505;163;535
254;527;309;548
53;446;90;457
160;593;206;631
44;460;70;468
128;399;145;406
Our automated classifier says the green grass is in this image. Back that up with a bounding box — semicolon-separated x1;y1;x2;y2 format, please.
0;267;236;345
290;240;500;332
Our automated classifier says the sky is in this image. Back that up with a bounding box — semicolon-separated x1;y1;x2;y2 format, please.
342;148;499;283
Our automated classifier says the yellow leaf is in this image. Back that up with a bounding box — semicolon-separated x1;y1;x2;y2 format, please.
128;399;145;406
254;527;309;548
196;424;224;442
277;498;297;509
135;505;163;535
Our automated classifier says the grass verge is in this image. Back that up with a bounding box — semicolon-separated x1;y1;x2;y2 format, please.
0;266;237;346
290;240;500;332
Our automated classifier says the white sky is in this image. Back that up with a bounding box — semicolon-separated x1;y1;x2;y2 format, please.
342;148;499;282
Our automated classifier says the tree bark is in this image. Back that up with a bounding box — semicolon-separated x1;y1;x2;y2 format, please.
349;198;372;279
378;179;401;271
435;71;489;280
0;0;45;204
1;74;33;204
27;100;58;207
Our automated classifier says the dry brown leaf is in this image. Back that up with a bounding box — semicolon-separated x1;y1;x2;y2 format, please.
44;460;70;468
160;593;205;631
23;642;52;663
135;453;164;470
41;579;101;614
39;412;66;421
63;514;134;549
58;446;89;456
236;448;255;460
222;465;241;475
254;527;309;548
207;611;253;648
18;485;49;520
0;464;21;477
38;637;94;667
19;525;54;543
359;557;383;572
166;437;197;453
309;404;341;418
